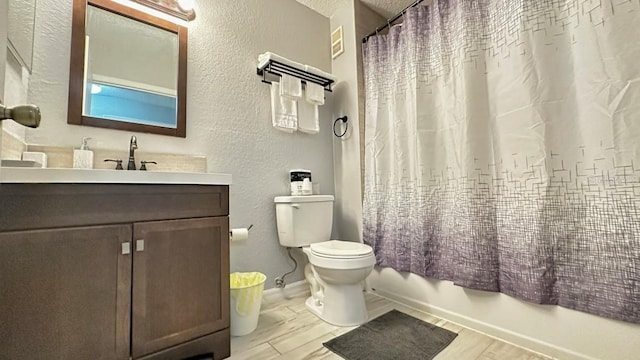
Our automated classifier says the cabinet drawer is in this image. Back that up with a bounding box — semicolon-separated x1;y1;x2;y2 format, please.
0;184;229;231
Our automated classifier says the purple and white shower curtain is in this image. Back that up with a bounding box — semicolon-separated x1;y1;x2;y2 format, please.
363;0;640;323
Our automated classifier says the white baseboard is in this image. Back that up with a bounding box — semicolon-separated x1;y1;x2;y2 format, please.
370;288;595;360
263;280;310;304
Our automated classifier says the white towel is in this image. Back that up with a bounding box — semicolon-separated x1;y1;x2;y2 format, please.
270;82;297;133
298;99;319;134
280;73;302;100
305;64;338;83
305;82;325;105
257;53;337;83
258;52;305;72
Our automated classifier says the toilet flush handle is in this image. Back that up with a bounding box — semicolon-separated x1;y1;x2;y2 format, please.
292;204;300;209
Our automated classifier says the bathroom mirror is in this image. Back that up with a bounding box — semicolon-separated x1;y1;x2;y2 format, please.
68;0;187;137
7;0;36;72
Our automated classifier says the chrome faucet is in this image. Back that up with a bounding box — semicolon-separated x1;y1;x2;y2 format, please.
127;135;138;170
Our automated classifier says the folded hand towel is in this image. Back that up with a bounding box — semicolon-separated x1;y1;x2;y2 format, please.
298;99;319;134
271;82;297;133
280;73;302;100
258;52;305;72
305;82;325;105
305;64;338;83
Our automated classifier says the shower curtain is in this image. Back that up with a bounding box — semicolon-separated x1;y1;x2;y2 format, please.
363;0;640;324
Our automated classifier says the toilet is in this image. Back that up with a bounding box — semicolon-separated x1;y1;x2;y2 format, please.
274;195;376;326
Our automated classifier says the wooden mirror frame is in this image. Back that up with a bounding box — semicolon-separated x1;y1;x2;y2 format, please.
68;0;187;137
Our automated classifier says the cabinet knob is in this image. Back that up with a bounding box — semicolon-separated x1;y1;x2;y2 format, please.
136;239;145;252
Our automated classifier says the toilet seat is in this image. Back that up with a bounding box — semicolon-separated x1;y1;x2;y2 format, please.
310;240;373;259
304;241;376;271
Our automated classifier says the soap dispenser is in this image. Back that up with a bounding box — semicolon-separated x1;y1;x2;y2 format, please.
73;137;94;169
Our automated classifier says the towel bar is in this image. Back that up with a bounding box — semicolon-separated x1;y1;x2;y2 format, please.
257;60;334;92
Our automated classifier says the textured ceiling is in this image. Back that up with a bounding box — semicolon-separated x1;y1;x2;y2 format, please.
359;0;419;18
295;0;418;19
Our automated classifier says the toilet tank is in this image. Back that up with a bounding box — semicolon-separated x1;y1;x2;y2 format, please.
274;195;334;247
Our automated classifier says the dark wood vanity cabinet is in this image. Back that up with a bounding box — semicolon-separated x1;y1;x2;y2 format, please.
132;217;229;359
0;224;132;360
0;184;230;360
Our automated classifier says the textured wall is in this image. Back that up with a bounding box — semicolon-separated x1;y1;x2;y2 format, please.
354;2;384;192
330;1;363;243
25;0;335;288
2;52;29;146
7;0;36;70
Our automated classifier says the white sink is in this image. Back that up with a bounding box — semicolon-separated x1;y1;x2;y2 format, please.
0;168;232;185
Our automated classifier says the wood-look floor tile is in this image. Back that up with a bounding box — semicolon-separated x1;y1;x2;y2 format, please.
262;295;307;312
285;298;309;314
364;292;391;310
393;305;441;324
434;329;495;360
272;333;336;360
365;302;395;320
438;320;465;334
228;341;280;360
476;341;552;360
331;325;357;338
269;320;338;354
232;291;550;360
257;304;298;327
287;303;308;314
317;351;346;360
231;310;316;352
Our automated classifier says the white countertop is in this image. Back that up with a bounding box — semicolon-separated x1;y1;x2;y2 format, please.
0;168;232;185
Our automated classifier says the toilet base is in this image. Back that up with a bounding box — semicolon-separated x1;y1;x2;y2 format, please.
305;296;324;320
304;283;369;327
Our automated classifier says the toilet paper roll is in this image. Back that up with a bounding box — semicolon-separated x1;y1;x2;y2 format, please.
230;228;249;242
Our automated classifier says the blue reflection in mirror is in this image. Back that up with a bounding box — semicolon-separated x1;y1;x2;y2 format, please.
86;82;177;128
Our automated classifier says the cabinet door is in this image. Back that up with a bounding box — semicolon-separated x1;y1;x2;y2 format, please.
132;217;229;358
0;225;132;360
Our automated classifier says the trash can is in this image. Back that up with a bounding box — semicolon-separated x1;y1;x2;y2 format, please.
230;272;267;336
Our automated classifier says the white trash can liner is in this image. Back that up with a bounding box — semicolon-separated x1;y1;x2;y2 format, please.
230;272;267;336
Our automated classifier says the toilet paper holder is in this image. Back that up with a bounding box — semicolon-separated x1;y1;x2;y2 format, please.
229;224;253;242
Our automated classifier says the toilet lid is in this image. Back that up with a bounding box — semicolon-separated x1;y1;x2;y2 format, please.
310;240;373;258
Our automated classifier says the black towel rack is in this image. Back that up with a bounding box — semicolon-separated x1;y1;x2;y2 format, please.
257;60;335;92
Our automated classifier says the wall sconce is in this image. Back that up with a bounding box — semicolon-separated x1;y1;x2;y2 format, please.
131;0;196;21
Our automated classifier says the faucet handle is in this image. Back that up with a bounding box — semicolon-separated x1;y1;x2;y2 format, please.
104;159;124;170
139;161;157;171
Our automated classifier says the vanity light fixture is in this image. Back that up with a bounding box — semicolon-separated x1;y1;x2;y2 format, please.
177;0;194;11
111;0;195;26
90;84;102;94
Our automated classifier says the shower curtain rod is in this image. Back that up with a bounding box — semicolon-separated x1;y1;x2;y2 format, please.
362;0;425;43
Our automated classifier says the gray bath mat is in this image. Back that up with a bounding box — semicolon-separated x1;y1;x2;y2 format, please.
323;310;457;360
